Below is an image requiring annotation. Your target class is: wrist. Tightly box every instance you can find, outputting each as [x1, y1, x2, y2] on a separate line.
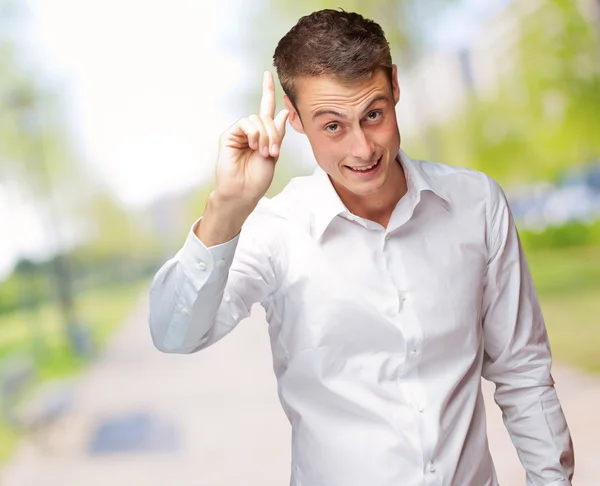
[210, 189, 261, 212]
[194, 191, 256, 247]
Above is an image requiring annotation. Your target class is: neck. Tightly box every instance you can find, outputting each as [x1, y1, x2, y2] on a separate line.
[333, 157, 407, 228]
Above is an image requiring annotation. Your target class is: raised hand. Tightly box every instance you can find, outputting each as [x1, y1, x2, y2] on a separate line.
[215, 71, 290, 205]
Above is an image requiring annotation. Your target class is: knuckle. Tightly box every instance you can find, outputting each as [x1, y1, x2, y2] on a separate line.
[257, 126, 268, 139]
[235, 117, 248, 129]
[244, 125, 258, 137]
[261, 114, 275, 126]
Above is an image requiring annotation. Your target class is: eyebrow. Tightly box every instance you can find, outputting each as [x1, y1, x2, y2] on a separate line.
[312, 95, 389, 121]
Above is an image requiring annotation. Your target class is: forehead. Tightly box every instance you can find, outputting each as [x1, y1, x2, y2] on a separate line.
[294, 70, 391, 111]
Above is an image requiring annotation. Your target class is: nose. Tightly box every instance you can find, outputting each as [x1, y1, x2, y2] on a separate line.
[350, 127, 376, 161]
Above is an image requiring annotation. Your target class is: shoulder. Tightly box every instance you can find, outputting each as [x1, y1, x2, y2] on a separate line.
[415, 158, 506, 206]
[420, 159, 492, 190]
[255, 173, 315, 221]
[242, 173, 315, 238]
[414, 158, 513, 260]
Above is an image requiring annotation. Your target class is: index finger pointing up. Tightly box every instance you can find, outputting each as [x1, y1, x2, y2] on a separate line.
[260, 71, 276, 119]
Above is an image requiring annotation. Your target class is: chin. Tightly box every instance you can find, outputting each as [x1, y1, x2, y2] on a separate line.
[351, 183, 386, 197]
[344, 175, 387, 195]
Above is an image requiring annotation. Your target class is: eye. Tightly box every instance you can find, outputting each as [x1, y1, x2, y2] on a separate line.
[366, 110, 382, 121]
[324, 123, 340, 133]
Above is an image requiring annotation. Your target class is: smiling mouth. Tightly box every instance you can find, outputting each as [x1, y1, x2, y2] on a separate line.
[345, 156, 382, 173]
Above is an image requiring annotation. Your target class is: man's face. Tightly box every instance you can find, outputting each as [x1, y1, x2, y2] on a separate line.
[284, 66, 401, 200]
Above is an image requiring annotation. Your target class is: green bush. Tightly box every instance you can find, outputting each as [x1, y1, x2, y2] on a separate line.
[520, 219, 600, 251]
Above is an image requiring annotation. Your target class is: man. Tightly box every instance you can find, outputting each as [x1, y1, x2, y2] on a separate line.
[148, 9, 574, 486]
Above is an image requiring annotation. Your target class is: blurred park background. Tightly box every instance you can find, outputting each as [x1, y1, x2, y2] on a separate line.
[0, 0, 599, 483]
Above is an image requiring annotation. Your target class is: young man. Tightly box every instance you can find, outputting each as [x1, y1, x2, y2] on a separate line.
[148, 9, 574, 486]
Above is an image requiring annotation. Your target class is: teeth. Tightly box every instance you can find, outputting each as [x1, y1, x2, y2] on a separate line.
[351, 161, 378, 171]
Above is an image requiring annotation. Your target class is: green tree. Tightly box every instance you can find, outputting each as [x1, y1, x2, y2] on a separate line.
[421, 0, 600, 183]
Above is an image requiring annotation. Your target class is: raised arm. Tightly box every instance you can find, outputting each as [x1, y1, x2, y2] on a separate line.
[148, 72, 289, 354]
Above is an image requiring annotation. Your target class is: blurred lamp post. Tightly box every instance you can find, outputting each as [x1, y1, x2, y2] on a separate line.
[6, 87, 93, 359]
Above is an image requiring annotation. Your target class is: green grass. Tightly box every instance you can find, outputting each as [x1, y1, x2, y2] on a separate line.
[540, 288, 600, 374]
[526, 245, 600, 296]
[0, 278, 150, 464]
[526, 245, 600, 374]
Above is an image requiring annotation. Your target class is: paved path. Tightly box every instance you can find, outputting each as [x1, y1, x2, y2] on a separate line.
[1, 297, 598, 485]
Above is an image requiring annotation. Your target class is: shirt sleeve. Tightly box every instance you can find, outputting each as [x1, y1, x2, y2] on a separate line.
[148, 202, 280, 354]
[480, 175, 575, 486]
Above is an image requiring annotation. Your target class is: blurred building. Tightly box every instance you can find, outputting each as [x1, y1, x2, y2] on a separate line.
[398, 49, 473, 138]
[399, 0, 600, 137]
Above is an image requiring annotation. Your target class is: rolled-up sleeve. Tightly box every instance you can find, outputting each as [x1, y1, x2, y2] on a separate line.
[481, 176, 574, 486]
[148, 203, 279, 354]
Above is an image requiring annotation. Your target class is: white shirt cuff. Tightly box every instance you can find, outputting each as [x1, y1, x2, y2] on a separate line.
[177, 218, 239, 288]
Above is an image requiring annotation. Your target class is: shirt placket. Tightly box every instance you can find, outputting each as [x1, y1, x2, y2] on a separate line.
[385, 200, 444, 486]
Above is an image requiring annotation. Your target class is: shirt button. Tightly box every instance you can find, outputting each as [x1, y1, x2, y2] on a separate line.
[180, 308, 190, 316]
[409, 349, 418, 357]
[417, 405, 424, 413]
[427, 462, 436, 473]
[385, 233, 391, 241]
[197, 261, 207, 271]
[216, 258, 226, 267]
[399, 292, 408, 302]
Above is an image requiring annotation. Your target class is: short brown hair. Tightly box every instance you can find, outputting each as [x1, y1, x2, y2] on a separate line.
[273, 9, 393, 110]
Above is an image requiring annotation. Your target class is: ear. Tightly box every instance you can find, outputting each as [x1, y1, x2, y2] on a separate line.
[283, 95, 305, 134]
[391, 64, 401, 105]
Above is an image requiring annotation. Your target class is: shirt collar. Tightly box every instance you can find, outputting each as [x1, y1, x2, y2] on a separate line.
[310, 163, 349, 239]
[308, 149, 450, 240]
[399, 149, 451, 208]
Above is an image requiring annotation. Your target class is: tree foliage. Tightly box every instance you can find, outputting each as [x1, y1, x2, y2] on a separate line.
[412, 0, 600, 184]
[0, 1, 163, 284]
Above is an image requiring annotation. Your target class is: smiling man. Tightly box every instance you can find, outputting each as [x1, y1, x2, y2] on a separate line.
[148, 9, 574, 486]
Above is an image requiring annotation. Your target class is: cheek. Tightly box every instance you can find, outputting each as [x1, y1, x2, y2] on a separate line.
[307, 133, 346, 166]
[375, 118, 400, 143]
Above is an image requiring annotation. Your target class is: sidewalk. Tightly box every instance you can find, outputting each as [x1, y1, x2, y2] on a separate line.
[0, 298, 597, 485]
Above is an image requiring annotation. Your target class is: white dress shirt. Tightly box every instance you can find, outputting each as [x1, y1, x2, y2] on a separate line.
[148, 150, 574, 486]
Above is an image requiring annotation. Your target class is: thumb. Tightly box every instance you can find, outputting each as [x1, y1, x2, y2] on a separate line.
[274, 109, 290, 137]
